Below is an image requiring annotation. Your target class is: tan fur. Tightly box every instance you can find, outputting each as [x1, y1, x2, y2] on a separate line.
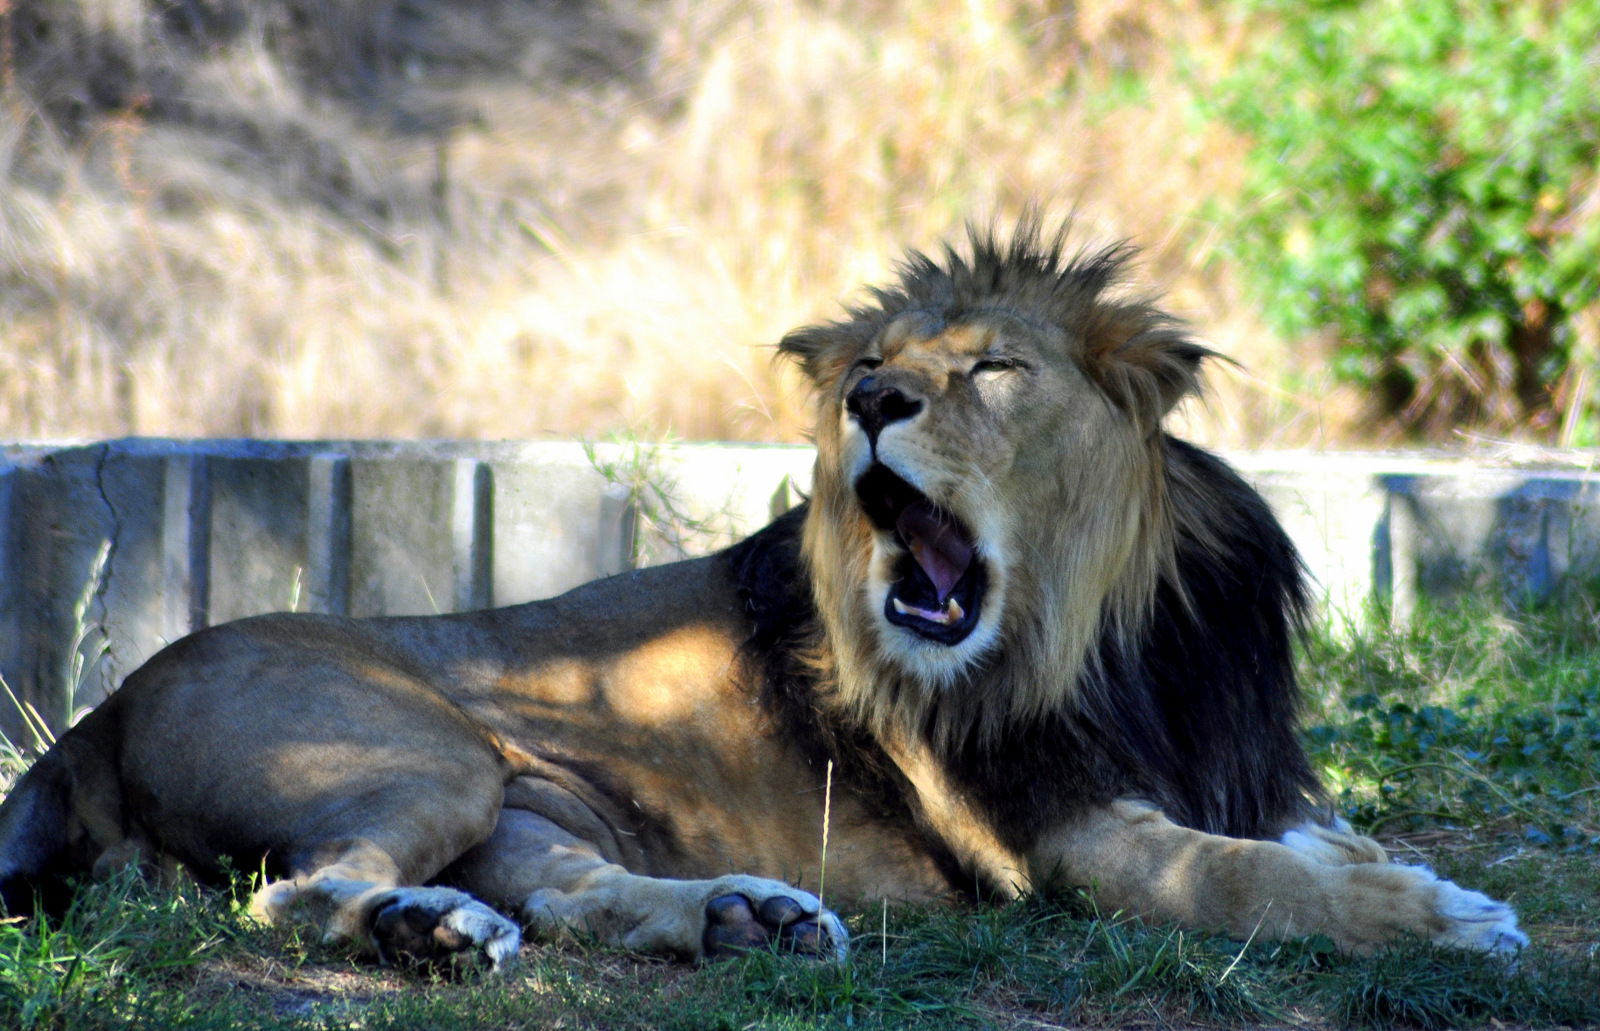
[0, 223, 1523, 967]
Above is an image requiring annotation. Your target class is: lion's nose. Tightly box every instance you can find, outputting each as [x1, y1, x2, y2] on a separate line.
[846, 376, 923, 446]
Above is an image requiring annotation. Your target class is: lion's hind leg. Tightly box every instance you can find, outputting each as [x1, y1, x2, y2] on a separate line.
[110, 627, 527, 970]
[223, 719, 523, 970]
[443, 804, 848, 962]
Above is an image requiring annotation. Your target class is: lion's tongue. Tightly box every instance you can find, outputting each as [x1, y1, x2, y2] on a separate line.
[896, 504, 972, 602]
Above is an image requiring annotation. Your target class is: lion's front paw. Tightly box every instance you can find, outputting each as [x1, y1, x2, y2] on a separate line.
[1345, 863, 1526, 955]
[704, 888, 847, 960]
[1426, 873, 1527, 954]
[370, 886, 521, 971]
[693, 875, 848, 961]
[521, 870, 847, 962]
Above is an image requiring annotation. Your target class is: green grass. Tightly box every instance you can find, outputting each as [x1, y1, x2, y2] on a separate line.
[1302, 597, 1600, 851]
[5, 882, 1596, 1031]
[4, 601, 1600, 1030]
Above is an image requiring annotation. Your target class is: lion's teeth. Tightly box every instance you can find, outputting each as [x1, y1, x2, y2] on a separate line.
[892, 595, 965, 626]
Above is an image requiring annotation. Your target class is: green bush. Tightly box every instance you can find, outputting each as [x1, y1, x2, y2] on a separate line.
[1197, 0, 1600, 440]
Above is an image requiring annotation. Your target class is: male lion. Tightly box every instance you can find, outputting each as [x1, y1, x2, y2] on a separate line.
[0, 222, 1524, 967]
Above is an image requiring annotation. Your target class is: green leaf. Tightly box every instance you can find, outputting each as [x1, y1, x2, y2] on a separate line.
[1190, 0, 1600, 435]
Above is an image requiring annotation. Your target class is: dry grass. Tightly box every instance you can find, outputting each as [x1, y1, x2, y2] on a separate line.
[1, 0, 1357, 446]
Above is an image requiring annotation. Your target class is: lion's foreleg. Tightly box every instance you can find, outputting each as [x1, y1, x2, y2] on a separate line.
[443, 806, 847, 961]
[1029, 800, 1524, 954]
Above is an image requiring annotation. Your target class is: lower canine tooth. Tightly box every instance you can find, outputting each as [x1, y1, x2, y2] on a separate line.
[944, 596, 964, 622]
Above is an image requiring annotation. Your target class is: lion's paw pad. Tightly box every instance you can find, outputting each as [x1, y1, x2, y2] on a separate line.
[370, 887, 520, 971]
[703, 891, 846, 961]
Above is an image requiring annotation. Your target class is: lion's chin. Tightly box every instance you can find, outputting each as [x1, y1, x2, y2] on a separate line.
[854, 463, 986, 647]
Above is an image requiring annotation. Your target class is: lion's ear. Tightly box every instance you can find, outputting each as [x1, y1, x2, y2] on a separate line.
[779, 321, 875, 387]
[1082, 302, 1215, 427]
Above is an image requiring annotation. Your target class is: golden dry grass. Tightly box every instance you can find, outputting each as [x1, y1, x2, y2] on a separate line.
[0, 0, 1358, 446]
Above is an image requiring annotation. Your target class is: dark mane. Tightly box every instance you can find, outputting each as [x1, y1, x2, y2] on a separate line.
[724, 506, 981, 894]
[877, 218, 1132, 329]
[931, 440, 1323, 848]
[723, 504, 838, 770]
[725, 506, 910, 805]
[750, 217, 1321, 860]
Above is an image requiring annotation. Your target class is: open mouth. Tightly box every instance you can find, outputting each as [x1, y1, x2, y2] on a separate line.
[854, 464, 986, 645]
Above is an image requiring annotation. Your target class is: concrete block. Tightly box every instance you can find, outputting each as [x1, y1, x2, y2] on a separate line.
[348, 456, 458, 617]
[452, 459, 493, 612]
[1235, 455, 1390, 619]
[1234, 453, 1600, 619]
[205, 454, 312, 623]
[11, 445, 124, 724]
[4, 438, 1599, 741]
[636, 444, 815, 565]
[1385, 473, 1502, 605]
[305, 454, 353, 616]
[0, 459, 26, 746]
[163, 453, 211, 637]
[1548, 473, 1600, 591]
[1382, 469, 1600, 612]
[488, 443, 629, 606]
[94, 447, 200, 707]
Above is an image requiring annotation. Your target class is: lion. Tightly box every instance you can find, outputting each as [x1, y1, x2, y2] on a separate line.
[0, 220, 1524, 968]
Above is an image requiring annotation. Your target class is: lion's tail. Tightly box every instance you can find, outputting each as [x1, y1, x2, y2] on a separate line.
[0, 746, 76, 913]
[0, 708, 124, 914]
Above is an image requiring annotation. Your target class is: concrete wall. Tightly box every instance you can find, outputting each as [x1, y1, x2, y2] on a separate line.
[1235, 452, 1600, 619]
[3, 439, 1598, 743]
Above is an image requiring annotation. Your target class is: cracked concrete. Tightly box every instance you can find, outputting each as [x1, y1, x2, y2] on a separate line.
[88, 443, 122, 686]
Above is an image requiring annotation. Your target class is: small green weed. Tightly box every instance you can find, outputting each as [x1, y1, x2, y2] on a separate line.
[582, 433, 738, 567]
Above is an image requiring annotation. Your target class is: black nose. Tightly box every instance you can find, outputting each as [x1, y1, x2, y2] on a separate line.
[846, 376, 923, 445]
